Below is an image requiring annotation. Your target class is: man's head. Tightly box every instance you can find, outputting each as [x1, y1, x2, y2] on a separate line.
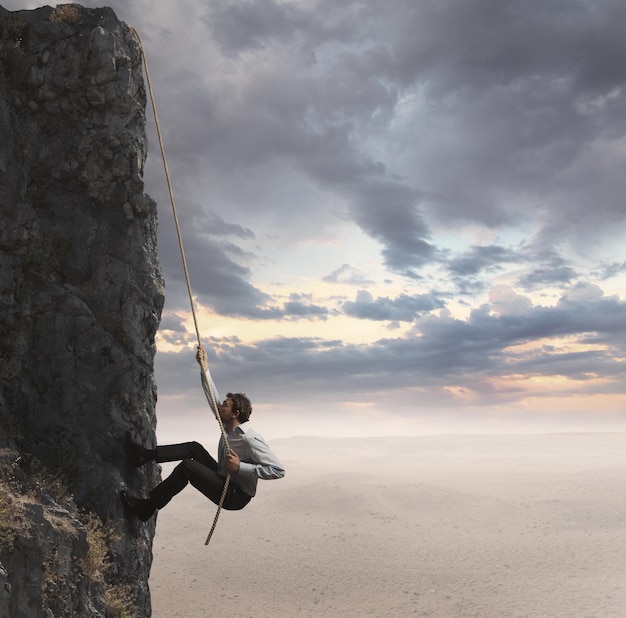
[226, 392, 252, 423]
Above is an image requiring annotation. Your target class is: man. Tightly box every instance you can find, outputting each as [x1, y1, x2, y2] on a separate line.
[120, 345, 285, 521]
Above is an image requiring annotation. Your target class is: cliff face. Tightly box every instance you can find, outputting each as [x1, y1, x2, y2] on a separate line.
[0, 4, 163, 616]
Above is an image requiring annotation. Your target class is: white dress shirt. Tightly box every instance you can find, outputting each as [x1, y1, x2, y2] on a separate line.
[218, 425, 285, 496]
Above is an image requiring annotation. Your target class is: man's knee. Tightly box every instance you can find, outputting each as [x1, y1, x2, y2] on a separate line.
[186, 442, 216, 469]
[181, 458, 207, 481]
[166, 459, 193, 482]
[180, 458, 194, 471]
[188, 442, 204, 458]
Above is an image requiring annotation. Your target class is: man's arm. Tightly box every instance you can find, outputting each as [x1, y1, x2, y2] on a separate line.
[196, 344, 220, 413]
[238, 434, 285, 480]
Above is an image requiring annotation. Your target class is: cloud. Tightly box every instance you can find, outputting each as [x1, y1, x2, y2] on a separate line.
[349, 179, 436, 275]
[376, 0, 626, 240]
[488, 285, 532, 316]
[7, 0, 626, 428]
[447, 245, 519, 277]
[342, 290, 444, 322]
[283, 293, 329, 319]
[595, 260, 626, 282]
[207, 0, 309, 56]
[159, 313, 188, 333]
[199, 212, 255, 240]
[165, 234, 271, 316]
[130, 0, 626, 293]
[323, 264, 374, 286]
[156, 281, 626, 409]
[518, 265, 578, 290]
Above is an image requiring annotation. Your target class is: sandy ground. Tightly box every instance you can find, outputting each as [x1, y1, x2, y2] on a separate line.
[150, 433, 626, 617]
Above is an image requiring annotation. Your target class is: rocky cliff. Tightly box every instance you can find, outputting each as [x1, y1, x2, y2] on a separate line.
[0, 4, 163, 616]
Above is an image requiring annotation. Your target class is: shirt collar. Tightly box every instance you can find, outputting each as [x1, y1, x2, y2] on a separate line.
[228, 424, 246, 436]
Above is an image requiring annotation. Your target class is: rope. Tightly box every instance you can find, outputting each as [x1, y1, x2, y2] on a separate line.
[130, 26, 230, 546]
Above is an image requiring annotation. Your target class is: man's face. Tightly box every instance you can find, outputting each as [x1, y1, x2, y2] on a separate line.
[219, 397, 236, 422]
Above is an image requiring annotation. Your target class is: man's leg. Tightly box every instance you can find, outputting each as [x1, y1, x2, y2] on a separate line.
[125, 437, 217, 469]
[150, 459, 251, 511]
[155, 442, 217, 470]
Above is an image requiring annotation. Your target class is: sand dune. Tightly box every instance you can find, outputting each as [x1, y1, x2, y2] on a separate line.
[150, 433, 626, 617]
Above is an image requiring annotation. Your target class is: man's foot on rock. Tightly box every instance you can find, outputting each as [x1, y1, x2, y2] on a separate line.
[124, 433, 152, 468]
[120, 489, 155, 522]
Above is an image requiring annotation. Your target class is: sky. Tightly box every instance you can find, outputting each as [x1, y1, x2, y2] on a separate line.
[6, 0, 626, 438]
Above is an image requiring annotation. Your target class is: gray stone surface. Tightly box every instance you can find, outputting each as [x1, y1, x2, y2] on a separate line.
[0, 4, 164, 616]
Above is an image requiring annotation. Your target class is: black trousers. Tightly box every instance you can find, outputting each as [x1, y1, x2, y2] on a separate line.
[149, 441, 251, 511]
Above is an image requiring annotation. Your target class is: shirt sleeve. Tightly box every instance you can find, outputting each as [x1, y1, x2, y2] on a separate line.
[200, 366, 220, 417]
[238, 434, 285, 480]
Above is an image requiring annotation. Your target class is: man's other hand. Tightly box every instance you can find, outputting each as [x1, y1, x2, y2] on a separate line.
[226, 451, 240, 473]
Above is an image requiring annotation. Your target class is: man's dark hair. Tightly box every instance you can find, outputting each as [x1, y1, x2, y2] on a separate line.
[227, 392, 252, 423]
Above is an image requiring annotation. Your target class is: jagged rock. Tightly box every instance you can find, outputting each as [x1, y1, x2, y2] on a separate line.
[0, 4, 164, 616]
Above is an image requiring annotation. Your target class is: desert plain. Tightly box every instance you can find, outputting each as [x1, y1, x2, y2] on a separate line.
[150, 433, 625, 617]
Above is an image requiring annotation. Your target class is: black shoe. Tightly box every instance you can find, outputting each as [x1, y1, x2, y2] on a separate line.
[125, 432, 152, 468]
[120, 489, 155, 522]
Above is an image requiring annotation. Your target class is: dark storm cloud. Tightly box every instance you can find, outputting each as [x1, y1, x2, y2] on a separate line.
[139, 0, 439, 279]
[207, 0, 309, 56]
[207, 0, 375, 59]
[387, 0, 626, 237]
[120, 0, 625, 297]
[196, 0, 626, 280]
[7, 0, 626, 290]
